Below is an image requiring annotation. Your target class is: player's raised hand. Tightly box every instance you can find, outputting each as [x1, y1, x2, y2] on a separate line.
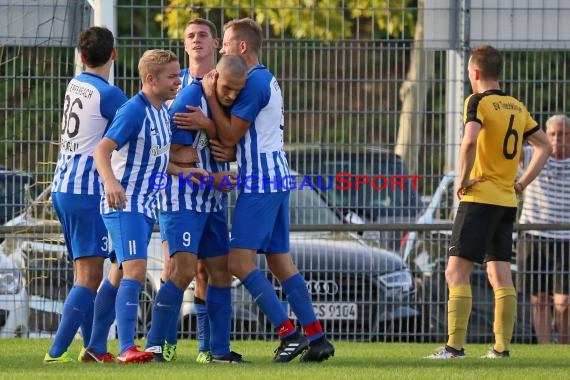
[201, 69, 218, 98]
[173, 106, 209, 131]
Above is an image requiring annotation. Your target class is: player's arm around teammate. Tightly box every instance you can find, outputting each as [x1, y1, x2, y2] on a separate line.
[144, 55, 246, 363]
[197, 18, 335, 363]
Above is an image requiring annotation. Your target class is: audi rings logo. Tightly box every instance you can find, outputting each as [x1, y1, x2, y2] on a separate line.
[306, 280, 339, 295]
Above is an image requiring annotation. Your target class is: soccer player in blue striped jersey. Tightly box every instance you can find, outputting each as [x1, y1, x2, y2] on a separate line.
[145, 54, 248, 364]
[44, 26, 127, 365]
[93, 49, 193, 364]
[197, 18, 334, 363]
[156, 18, 230, 363]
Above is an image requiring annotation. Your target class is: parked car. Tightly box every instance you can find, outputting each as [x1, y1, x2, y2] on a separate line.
[227, 182, 419, 341]
[0, 251, 28, 337]
[400, 171, 457, 274]
[0, 167, 36, 226]
[285, 145, 422, 251]
[1, 175, 419, 341]
[400, 171, 534, 343]
[1, 188, 163, 337]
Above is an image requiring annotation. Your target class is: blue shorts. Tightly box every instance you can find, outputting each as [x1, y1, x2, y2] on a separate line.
[231, 192, 290, 253]
[102, 211, 154, 266]
[159, 220, 167, 242]
[51, 192, 110, 261]
[159, 209, 229, 259]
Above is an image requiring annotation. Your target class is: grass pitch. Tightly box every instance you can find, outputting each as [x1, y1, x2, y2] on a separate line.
[1, 339, 569, 380]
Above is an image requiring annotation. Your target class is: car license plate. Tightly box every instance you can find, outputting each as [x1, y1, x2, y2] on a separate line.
[288, 302, 358, 320]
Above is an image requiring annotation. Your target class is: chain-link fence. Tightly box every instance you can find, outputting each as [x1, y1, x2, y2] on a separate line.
[1, 1, 569, 344]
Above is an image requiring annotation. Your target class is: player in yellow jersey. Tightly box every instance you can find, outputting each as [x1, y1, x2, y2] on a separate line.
[426, 45, 552, 359]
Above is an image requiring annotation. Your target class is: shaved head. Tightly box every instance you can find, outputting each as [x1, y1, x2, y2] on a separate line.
[216, 54, 248, 80]
[214, 54, 248, 107]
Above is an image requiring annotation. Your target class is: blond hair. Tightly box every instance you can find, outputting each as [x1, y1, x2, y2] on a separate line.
[138, 49, 178, 82]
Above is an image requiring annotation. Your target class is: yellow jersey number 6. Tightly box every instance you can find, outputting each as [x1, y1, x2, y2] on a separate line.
[503, 114, 518, 160]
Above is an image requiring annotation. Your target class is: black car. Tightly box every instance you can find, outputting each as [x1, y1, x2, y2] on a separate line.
[227, 183, 419, 341]
[0, 167, 35, 225]
[285, 145, 422, 251]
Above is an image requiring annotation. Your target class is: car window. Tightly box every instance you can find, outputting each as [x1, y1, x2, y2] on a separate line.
[289, 187, 341, 225]
[436, 183, 456, 221]
[227, 186, 342, 226]
[25, 188, 58, 223]
[287, 150, 419, 219]
[0, 172, 35, 224]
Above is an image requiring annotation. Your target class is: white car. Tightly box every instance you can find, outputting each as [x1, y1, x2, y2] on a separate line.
[1, 188, 180, 337]
[400, 171, 456, 274]
[0, 250, 28, 337]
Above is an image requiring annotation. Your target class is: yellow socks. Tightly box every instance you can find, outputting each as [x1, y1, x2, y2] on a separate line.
[447, 285, 472, 351]
[446, 285, 516, 353]
[493, 287, 517, 353]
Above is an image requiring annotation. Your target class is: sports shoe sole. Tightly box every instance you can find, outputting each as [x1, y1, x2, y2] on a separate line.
[300, 346, 335, 362]
[273, 341, 310, 363]
[117, 353, 153, 364]
[81, 349, 115, 364]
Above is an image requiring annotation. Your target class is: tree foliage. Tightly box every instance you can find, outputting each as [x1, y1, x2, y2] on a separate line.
[157, 0, 416, 40]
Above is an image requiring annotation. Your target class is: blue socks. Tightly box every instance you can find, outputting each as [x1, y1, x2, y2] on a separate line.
[115, 278, 142, 354]
[194, 298, 210, 352]
[146, 280, 184, 348]
[206, 285, 231, 357]
[243, 269, 289, 328]
[48, 285, 95, 357]
[80, 298, 94, 347]
[163, 278, 180, 345]
[88, 278, 118, 354]
[282, 273, 324, 341]
[165, 302, 181, 345]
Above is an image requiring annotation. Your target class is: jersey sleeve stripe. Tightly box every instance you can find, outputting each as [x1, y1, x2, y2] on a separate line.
[523, 125, 540, 139]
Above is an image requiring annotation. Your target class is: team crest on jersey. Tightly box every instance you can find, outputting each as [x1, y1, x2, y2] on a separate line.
[150, 144, 169, 156]
[194, 131, 209, 150]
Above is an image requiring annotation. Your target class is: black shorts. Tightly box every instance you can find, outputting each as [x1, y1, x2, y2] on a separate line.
[516, 233, 570, 296]
[449, 202, 517, 264]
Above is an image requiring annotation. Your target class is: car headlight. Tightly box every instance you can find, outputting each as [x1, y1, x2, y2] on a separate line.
[0, 269, 22, 294]
[378, 269, 413, 293]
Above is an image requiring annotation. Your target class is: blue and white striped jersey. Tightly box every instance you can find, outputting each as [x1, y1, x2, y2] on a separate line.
[230, 64, 291, 193]
[52, 72, 127, 195]
[101, 91, 171, 219]
[159, 80, 228, 213]
[179, 68, 194, 90]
